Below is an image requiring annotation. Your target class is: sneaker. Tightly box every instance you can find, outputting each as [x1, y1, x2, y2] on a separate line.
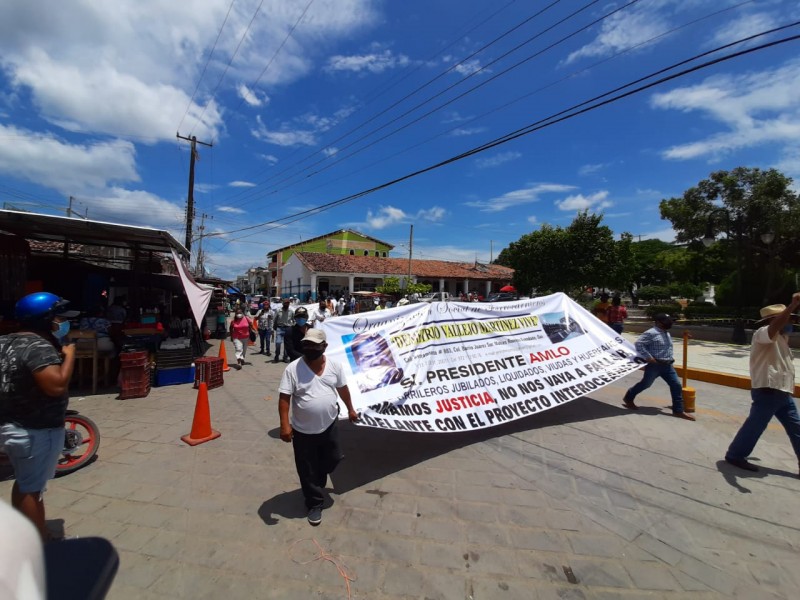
[622, 400, 638, 410]
[284, 357, 291, 363]
[307, 507, 322, 526]
[266, 352, 271, 356]
[725, 457, 759, 472]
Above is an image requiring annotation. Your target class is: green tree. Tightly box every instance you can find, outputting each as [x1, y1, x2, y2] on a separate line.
[376, 276, 430, 296]
[660, 167, 799, 305]
[497, 211, 623, 297]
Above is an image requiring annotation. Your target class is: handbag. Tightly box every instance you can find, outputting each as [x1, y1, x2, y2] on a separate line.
[249, 328, 257, 343]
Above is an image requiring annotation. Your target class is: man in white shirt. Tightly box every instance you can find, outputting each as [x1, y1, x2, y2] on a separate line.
[725, 293, 800, 476]
[278, 329, 359, 525]
[312, 300, 331, 327]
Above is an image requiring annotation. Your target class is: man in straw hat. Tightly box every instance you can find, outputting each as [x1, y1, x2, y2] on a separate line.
[278, 329, 359, 525]
[725, 293, 800, 476]
[623, 313, 696, 420]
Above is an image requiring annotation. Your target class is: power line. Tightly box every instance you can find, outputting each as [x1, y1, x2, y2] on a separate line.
[220, 0, 579, 205]
[204, 30, 800, 239]
[224, 0, 629, 208]
[177, 0, 238, 134]
[189, 0, 265, 137]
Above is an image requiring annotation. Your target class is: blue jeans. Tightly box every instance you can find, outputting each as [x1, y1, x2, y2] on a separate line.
[726, 388, 800, 461]
[258, 329, 271, 354]
[624, 362, 684, 413]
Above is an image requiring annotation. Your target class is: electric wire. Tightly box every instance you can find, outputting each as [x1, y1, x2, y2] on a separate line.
[203, 31, 800, 239]
[177, 0, 238, 134]
[221, 0, 577, 204]
[188, 0, 266, 137]
[224, 0, 630, 207]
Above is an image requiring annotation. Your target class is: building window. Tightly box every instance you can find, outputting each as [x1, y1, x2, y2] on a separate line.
[363, 250, 368, 256]
[382, 252, 387, 257]
[374, 251, 379, 257]
[349, 250, 354, 256]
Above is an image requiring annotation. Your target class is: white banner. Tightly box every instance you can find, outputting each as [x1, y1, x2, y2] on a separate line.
[319, 292, 645, 433]
[171, 249, 212, 330]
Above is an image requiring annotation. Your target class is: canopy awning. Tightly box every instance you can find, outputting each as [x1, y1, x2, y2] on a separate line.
[0, 210, 189, 259]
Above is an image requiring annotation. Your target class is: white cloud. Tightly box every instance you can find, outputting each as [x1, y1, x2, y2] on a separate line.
[527, 215, 538, 225]
[229, 181, 256, 188]
[475, 151, 521, 169]
[0, 124, 138, 193]
[453, 59, 483, 76]
[466, 183, 575, 212]
[652, 59, 800, 161]
[325, 49, 410, 74]
[707, 12, 779, 49]
[565, 5, 666, 65]
[194, 183, 219, 194]
[238, 84, 268, 107]
[252, 115, 317, 147]
[366, 206, 406, 229]
[363, 205, 446, 229]
[78, 187, 185, 231]
[449, 127, 486, 137]
[322, 147, 338, 157]
[218, 206, 245, 214]
[555, 190, 612, 212]
[259, 154, 279, 164]
[639, 227, 676, 243]
[578, 162, 609, 176]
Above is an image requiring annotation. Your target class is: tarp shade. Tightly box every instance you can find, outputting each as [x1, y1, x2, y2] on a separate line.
[171, 249, 212, 330]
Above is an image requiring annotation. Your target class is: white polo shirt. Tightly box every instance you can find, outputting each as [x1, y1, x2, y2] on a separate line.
[750, 326, 796, 393]
[279, 357, 348, 434]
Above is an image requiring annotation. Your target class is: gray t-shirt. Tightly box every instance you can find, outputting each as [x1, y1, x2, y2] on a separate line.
[279, 358, 347, 434]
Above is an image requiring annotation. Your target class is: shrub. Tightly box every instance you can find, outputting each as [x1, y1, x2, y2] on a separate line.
[636, 285, 671, 302]
[644, 302, 682, 318]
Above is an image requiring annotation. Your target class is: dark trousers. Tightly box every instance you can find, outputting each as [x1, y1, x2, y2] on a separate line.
[291, 420, 343, 509]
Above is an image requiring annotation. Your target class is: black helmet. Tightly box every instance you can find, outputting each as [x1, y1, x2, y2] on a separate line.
[294, 307, 308, 318]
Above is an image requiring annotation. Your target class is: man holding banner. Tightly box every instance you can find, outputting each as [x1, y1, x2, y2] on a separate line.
[278, 329, 359, 525]
[623, 313, 696, 421]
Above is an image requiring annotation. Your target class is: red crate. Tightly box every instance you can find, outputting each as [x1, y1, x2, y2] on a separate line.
[120, 350, 148, 367]
[195, 357, 224, 389]
[120, 365, 150, 387]
[119, 382, 150, 400]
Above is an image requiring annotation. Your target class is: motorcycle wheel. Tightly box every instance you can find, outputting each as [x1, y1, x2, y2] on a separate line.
[56, 414, 100, 476]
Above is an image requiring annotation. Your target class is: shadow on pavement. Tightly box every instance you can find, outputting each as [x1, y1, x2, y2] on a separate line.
[257, 489, 309, 525]
[328, 396, 628, 495]
[715, 459, 798, 494]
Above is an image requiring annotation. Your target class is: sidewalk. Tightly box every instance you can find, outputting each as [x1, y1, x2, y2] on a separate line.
[2, 339, 798, 599]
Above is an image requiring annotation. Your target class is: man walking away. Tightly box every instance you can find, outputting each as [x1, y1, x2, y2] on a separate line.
[725, 293, 800, 476]
[623, 313, 695, 421]
[278, 329, 359, 525]
[272, 299, 294, 363]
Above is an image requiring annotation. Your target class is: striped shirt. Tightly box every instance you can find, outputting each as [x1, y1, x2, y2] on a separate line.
[634, 326, 674, 362]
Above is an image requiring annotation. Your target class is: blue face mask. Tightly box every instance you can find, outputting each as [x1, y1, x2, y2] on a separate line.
[295, 318, 307, 326]
[52, 320, 70, 340]
[782, 324, 794, 335]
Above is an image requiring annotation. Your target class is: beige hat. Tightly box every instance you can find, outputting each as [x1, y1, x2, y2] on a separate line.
[301, 329, 326, 344]
[758, 304, 799, 321]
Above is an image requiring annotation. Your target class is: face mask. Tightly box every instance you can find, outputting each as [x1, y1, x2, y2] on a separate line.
[52, 320, 70, 340]
[235, 313, 243, 319]
[295, 318, 307, 326]
[303, 348, 324, 361]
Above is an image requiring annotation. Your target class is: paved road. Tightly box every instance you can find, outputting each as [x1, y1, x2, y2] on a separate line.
[2, 339, 798, 599]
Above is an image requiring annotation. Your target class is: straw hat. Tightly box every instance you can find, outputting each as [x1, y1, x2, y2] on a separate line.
[757, 304, 799, 322]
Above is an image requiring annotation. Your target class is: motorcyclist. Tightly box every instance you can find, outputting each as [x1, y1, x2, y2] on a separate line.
[0, 292, 78, 541]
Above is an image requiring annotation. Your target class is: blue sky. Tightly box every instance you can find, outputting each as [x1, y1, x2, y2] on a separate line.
[1, 0, 798, 279]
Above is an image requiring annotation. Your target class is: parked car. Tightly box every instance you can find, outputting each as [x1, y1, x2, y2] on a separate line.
[249, 295, 265, 315]
[419, 292, 453, 302]
[485, 292, 517, 302]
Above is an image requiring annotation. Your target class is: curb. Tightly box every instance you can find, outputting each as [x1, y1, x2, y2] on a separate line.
[675, 366, 800, 397]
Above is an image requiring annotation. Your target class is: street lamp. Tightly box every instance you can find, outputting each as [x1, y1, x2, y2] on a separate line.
[701, 208, 747, 345]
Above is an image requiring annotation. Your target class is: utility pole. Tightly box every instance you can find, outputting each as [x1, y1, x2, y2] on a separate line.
[67, 196, 74, 218]
[176, 133, 213, 252]
[490, 240, 493, 263]
[196, 213, 210, 276]
[407, 224, 413, 289]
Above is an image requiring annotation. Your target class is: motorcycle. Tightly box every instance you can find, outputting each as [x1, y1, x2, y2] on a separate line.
[0, 410, 100, 476]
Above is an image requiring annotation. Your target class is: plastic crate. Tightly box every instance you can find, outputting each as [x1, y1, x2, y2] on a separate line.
[194, 357, 224, 390]
[119, 350, 148, 367]
[120, 365, 150, 387]
[156, 348, 194, 369]
[119, 382, 150, 400]
[156, 366, 195, 387]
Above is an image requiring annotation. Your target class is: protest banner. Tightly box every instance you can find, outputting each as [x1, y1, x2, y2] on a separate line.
[319, 292, 645, 433]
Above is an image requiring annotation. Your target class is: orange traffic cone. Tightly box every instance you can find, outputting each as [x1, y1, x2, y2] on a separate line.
[181, 382, 221, 446]
[218, 340, 231, 372]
